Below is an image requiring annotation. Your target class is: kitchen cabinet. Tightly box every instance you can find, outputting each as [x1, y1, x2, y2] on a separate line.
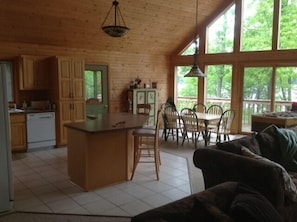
[49, 56, 86, 146]
[18, 55, 49, 90]
[10, 114, 27, 152]
[128, 88, 158, 125]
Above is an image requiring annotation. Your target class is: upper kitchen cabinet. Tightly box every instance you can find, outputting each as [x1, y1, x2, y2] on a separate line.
[18, 55, 49, 90]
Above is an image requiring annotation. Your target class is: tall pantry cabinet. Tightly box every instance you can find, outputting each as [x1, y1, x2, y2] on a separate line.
[128, 88, 158, 125]
[49, 57, 86, 147]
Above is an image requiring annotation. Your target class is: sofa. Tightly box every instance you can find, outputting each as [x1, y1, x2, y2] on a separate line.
[131, 124, 297, 222]
[194, 124, 297, 222]
[131, 181, 282, 222]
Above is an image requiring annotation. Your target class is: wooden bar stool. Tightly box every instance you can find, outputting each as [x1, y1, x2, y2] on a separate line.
[131, 110, 162, 180]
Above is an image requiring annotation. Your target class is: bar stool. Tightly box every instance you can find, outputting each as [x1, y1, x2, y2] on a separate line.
[131, 110, 162, 180]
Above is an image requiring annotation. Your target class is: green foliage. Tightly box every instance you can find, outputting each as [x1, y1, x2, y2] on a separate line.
[280, 0, 297, 49]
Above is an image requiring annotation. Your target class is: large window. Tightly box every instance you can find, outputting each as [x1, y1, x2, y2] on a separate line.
[241, 0, 274, 51]
[176, 0, 297, 134]
[206, 5, 235, 54]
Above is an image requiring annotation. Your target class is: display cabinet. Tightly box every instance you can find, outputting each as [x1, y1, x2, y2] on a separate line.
[128, 88, 158, 125]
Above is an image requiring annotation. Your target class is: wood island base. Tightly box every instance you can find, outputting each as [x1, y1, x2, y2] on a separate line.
[65, 113, 147, 191]
[67, 128, 134, 191]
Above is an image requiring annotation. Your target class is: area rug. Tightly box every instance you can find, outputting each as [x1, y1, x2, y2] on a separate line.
[0, 211, 131, 222]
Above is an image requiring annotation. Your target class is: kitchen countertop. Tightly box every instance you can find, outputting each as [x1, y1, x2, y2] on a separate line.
[9, 109, 55, 114]
[65, 112, 148, 133]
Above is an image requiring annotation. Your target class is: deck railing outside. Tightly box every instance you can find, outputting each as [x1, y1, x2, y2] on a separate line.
[177, 97, 293, 132]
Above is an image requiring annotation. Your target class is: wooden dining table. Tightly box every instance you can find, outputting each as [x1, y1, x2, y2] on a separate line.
[195, 112, 222, 146]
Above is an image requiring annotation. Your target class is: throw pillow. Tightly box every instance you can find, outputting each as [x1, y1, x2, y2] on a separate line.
[275, 127, 297, 172]
[241, 146, 297, 202]
[229, 183, 282, 222]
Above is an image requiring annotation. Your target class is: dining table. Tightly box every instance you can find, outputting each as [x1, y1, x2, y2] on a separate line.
[195, 112, 222, 146]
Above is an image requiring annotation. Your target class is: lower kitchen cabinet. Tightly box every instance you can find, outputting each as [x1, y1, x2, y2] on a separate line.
[56, 101, 86, 146]
[10, 114, 27, 152]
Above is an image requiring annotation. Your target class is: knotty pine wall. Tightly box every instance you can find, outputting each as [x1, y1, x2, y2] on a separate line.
[1, 41, 171, 112]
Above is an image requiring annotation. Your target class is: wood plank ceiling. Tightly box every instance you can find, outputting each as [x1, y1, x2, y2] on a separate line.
[0, 0, 232, 55]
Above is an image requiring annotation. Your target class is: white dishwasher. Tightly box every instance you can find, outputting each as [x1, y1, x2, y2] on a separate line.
[26, 112, 56, 150]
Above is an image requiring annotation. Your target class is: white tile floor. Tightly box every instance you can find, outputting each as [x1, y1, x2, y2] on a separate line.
[11, 147, 191, 217]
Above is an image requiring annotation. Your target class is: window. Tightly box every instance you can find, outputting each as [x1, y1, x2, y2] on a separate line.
[206, 5, 235, 54]
[275, 66, 297, 111]
[206, 65, 232, 110]
[84, 70, 102, 102]
[176, 66, 198, 110]
[279, 0, 297, 49]
[181, 38, 199, 55]
[242, 67, 273, 131]
[241, 0, 274, 51]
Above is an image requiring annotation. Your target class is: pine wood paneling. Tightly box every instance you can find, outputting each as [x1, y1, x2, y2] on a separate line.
[0, 0, 229, 55]
[0, 41, 169, 112]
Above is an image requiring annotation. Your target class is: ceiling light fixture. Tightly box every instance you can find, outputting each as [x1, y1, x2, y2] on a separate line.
[101, 0, 129, 37]
[184, 0, 206, 77]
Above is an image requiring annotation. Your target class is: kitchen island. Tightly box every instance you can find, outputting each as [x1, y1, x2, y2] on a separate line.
[64, 112, 148, 191]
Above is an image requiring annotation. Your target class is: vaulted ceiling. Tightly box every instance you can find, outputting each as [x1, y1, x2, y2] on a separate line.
[0, 0, 232, 55]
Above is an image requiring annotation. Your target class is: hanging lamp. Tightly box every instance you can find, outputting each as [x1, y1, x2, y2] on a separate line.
[184, 0, 206, 77]
[101, 0, 129, 37]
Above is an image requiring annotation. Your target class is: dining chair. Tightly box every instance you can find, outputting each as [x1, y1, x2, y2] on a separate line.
[206, 104, 223, 115]
[86, 98, 100, 105]
[131, 109, 162, 180]
[209, 109, 235, 142]
[163, 106, 182, 144]
[180, 108, 205, 149]
[86, 98, 101, 119]
[193, 103, 207, 113]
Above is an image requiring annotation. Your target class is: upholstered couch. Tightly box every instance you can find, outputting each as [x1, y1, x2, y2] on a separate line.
[194, 124, 297, 222]
[131, 181, 282, 222]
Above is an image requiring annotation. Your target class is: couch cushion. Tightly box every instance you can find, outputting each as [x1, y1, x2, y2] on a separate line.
[217, 134, 261, 155]
[229, 183, 282, 222]
[192, 199, 234, 222]
[241, 146, 297, 202]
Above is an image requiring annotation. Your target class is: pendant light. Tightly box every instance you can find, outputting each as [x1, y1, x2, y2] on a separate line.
[101, 0, 129, 37]
[184, 0, 206, 77]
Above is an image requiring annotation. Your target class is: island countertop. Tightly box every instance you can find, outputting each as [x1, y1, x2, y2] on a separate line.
[64, 112, 148, 133]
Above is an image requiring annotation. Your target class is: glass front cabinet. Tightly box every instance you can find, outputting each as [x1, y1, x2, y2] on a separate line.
[128, 89, 158, 125]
